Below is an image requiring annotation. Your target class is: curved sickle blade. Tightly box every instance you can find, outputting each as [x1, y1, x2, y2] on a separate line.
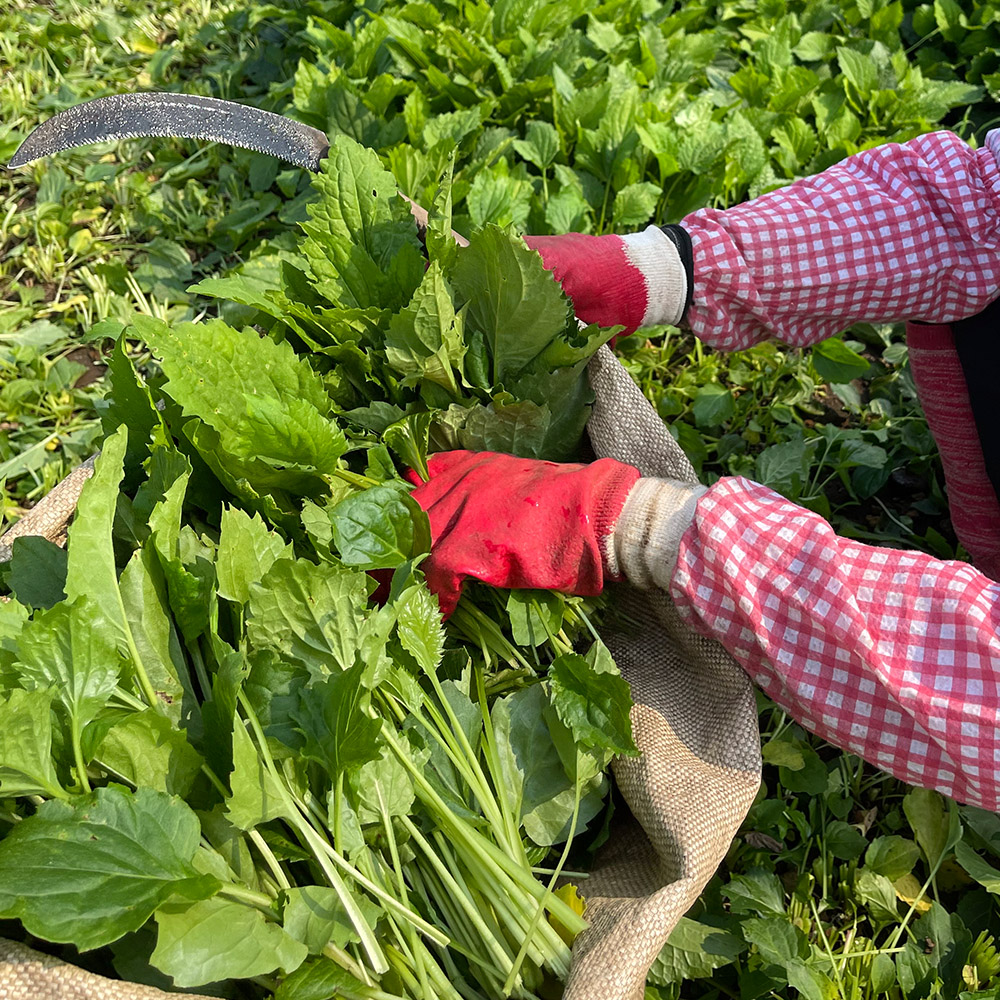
[8, 92, 330, 171]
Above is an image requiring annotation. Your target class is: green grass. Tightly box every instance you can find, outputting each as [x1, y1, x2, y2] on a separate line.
[2, 0, 1000, 997]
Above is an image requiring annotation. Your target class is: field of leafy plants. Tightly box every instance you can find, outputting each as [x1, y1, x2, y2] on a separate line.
[4, 0, 1000, 998]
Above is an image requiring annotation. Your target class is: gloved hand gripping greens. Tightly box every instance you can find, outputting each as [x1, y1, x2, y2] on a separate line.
[410, 451, 708, 615]
[524, 225, 693, 332]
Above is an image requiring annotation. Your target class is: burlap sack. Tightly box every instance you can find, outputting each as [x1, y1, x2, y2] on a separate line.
[0, 345, 761, 999]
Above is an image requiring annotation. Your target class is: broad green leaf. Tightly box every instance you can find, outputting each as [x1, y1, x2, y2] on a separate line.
[838, 46, 878, 95]
[787, 960, 837, 1000]
[755, 438, 810, 496]
[812, 336, 870, 383]
[274, 957, 373, 1000]
[512, 120, 559, 170]
[139, 315, 345, 495]
[351, 743, 423, 826]
[467, 161, 532, 229]
[741, 915, 805, 965]
[825, 820, 867, 860]
[152, 896, 307, 986]
[492, 684, 607, 846]
[692, 384, 735, 428]
[247, 558, 371, 678]
[16, 597, 122, 731]
[0, 785, 218, 950]
[94, 710, 203, 798]
[118, 545, 190, 720]
[612, 182, 660, 228]
[549, 651, 637, 758]
[725, 869, 785, 915]
[216, 506, 292, 605]
[225, 721, 290, 830]
[866, 835, 921, 881]
[385, 261, 466, 395]
[904, 787, 962, 867]
[102, 336, 166, 471]
[292, 663, 382, 781]
[452, 225, 571, 385]
[911, 901, 972, 994]
[955, 841, 1000, 894]
[854, 868, 900, 924]
[8, 535, 67, 608]
[779, 744, 828, 794]
[456, 398, 552, 458]
[282, 886, 382, 954]
[330, 483, 431, 570]
[299, 137, 422, 310]
[0, 688, 65, 798]
[647, 916, 744, 985]
[506, 589, 564, 648]
[64, 427, 145, 669]
[760, 738, 805, 769]
[870, 951, 896, 993]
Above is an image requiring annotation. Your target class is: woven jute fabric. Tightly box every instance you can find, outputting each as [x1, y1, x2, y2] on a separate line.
[0, 940, 216, 1000]
[0, 455, 96, 561]
[0, 347, 761, 998]
[560, 347, 761, 1000]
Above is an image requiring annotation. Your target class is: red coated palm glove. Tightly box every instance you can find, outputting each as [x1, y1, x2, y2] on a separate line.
[409, 451, 641, 617]
[523, 226, 693, 333]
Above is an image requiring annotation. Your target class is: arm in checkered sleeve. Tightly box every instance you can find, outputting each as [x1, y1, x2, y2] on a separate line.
[611, 474, 1000, 812]
[527, 130, 1000, 347]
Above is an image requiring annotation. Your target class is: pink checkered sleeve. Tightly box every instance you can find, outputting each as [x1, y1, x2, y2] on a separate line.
[683, 130, 1000, 350]
[671, 477, 1000, 811]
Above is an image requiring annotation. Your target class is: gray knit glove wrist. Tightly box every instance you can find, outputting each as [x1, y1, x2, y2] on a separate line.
[604, 477, 708, 591]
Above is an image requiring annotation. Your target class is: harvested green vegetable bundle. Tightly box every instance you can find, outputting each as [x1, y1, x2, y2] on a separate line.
[0, 136, 635, 1000]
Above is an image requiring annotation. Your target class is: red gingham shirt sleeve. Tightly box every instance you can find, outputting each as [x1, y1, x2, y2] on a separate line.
[670, 477, 1000, 811]
[683, 130, 1000, 349]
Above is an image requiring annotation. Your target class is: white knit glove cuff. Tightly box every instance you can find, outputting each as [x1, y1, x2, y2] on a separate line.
[604, 477, 708, 590]
[620, 226, 688, 328]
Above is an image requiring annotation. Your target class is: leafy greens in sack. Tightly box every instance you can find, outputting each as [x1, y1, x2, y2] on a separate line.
[0, 134, 636, 1000]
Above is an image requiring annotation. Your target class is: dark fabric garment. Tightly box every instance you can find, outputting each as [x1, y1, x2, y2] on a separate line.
[953, 298, 1000, 501]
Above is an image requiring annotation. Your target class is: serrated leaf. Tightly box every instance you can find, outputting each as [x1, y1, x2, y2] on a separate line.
[647, 917, 745, 985]
[138, 315, 345, 496]
[548, 651, 636, 758]
[0, 785, 218, 950]
[725, 869, 786, 915]
[385, 261, 466, 395]
[452, 225, 571, 385]
[838, 46, 878, 95]
[247, 558, 371, 678]
[513, 120, 559, 170]
[396, 583, 445, 672]
[216, 506, 292, 605]
[292, 663, 382, 780]
[612, 182, 660, 228]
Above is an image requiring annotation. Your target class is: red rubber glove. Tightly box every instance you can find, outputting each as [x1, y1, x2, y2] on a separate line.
[409, 451, 641, 617]
[523, 226, 692, 332]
